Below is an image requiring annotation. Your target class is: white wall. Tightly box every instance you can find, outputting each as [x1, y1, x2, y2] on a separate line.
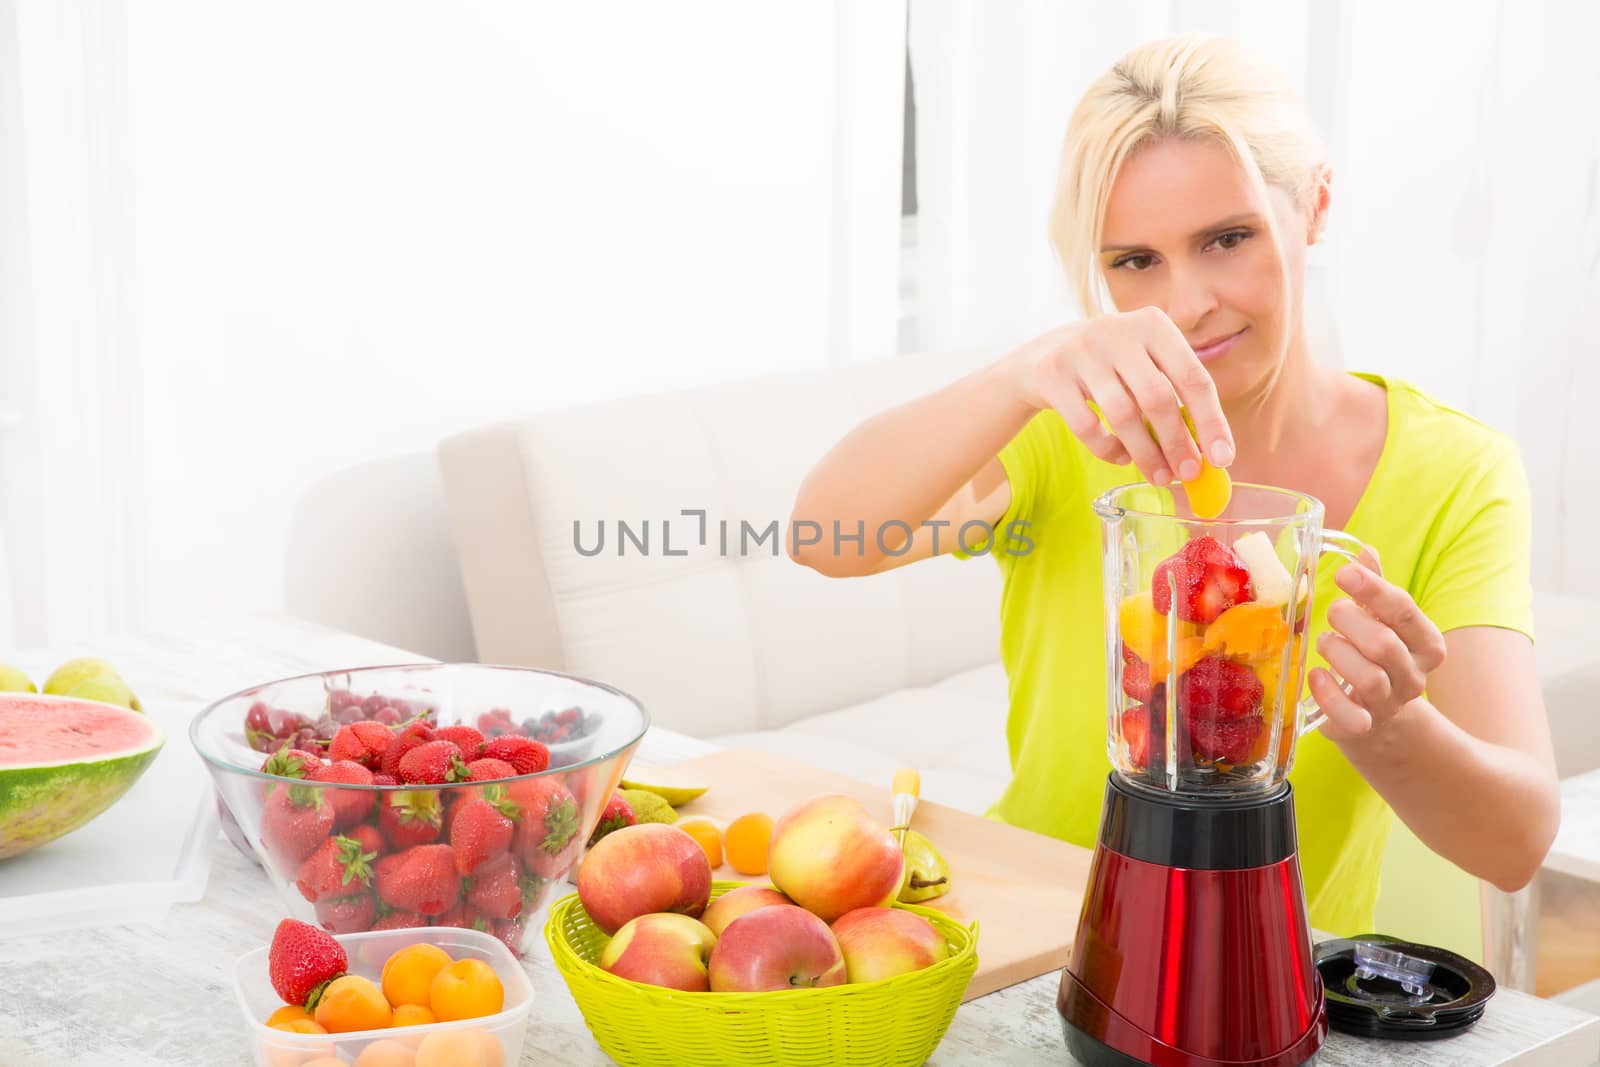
[3, 1, 905, 651]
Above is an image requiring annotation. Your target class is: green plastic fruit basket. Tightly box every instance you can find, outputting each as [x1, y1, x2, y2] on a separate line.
[545, 881, 980, 1067]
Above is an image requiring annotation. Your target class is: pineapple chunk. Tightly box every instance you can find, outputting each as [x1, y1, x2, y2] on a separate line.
[1233, 531, 1294, 607]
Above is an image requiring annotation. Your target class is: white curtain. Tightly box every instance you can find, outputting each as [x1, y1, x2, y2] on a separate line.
[1, 0, 145, 648]
[1, 1, 907, 647]
[907, 0, 1600, 598]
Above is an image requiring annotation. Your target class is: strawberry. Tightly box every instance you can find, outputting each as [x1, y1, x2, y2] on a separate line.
[260, 747, 322, 779]
[1177, 658, 1264, 721]
[587, 791, 636, 848]
[398, 740, 470, 785]
[466, 757, 519, 782]
[261, 783, 335, 874]
[509, 775, 582, 878]
[477, 708, 516, 738]
[432, 725, 485, 761]
[315, 890, 376, 934]
[345, 823, 385, 858]
[1121, 655, 1153, 703]
[372, 773, 400, 787]
[370, 908, 427, 931]
[379, 722, 436, 778]
[1152, 535, 1254, 624]
[327, 720, 393, 770]
[1188, 713, 1263, 764]
[268, 918, 346, 1010]
[482, 735, 550, 776]
[1121, 706, 1153, 769]
[433, 902, 492, 932]
[296, 834, 378, 903]
[374, 843, 462, 916]
[450, 793, 520, 874]
[465, 853, 532, 920]
[378, 789, 443, 849]
[492, 919, 524, 955]
[308, 759, 376, 828]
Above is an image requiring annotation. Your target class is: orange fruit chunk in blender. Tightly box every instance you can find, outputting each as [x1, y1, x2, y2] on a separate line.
[1202, 602, 1290, 663]
[1119, 593, 1205, 674]
[1183, 458, 1232, 519]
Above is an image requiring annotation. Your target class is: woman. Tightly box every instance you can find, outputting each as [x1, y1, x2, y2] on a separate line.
[789, 33, 1558, 936]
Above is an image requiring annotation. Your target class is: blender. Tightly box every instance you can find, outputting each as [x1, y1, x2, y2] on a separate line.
[1058, 483, 1363, 1067]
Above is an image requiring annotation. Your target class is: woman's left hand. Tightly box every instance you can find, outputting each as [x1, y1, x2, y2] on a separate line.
[1307, 555, 1448, 742]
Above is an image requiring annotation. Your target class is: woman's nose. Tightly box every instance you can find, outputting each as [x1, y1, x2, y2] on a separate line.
[1163, 262, 1219, 333]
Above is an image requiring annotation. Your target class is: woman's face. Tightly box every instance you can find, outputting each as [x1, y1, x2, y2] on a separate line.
[1098, 137, 1323, 401]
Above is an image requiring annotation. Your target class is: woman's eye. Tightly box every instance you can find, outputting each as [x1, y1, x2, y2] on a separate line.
[1112, 254, 1155, 271]
[1211, 229, 1253, 251]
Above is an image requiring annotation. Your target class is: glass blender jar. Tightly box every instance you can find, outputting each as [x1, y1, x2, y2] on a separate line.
[1096, 481, 1363, 798]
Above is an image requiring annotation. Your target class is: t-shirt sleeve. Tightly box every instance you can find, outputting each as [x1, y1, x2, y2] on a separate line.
[1413, 438, 1536, 640]
[951, 410, 1064, 561]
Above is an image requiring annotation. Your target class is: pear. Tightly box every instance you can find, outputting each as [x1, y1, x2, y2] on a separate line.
[0, 664, 37, 694]
[897, 829, 952, 903]
[619, 789, 677, 825]
[617, 776, 708, 807]
[44, 657, 143, 712]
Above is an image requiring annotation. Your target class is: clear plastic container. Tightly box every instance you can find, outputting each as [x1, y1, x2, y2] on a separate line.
[233, 926, 534, 1067]
[1096, 483, 1366, 796]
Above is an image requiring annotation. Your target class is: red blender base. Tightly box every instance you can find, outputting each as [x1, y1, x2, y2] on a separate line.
[1058, 774, 1328, 1067]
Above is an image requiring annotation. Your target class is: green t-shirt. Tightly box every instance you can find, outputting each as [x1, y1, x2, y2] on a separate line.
[960, 373, 1535, 935]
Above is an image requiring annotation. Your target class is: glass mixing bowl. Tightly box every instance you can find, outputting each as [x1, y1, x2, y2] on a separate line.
[191, 663, 649, 956]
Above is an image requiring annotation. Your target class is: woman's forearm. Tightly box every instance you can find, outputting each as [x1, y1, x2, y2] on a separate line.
[1337, 698, 1560, 892]
[788, 350, 1037, 576]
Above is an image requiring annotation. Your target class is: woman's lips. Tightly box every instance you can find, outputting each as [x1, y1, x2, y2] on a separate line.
[1192, 328, 1246, 363]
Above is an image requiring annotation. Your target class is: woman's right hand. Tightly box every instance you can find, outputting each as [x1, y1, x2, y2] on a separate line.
[1008, 305, 1235, 485]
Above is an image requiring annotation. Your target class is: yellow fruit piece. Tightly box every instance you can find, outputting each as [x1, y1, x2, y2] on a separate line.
[1154, 635, 1207, 679]
[1118, 593, 1165, 665]
[0, 665, 36, 693]
[390, 1003, 436, 1027]
[430, 958, 504, 1022]
[269, 1018, 328, 1035]
[314, 974, 393, 1033]
[724, 812, 775, 876]
[1255, 634, 1305, 701]
[265, 1005, 312, 1028]
[1183, 458, 1232, 519]
[677, 816, 724, 868]
[1203, 602, 1290, 663]
[416, 1028, 504, 1067]
[619, 788, 677, 824]
[617, 776, 708, 806]
[356, 1037, 420, 1067]
[381, 943, 453, 1009]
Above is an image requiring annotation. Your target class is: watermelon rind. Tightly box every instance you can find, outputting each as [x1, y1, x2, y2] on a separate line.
[0, 695, 165, 860]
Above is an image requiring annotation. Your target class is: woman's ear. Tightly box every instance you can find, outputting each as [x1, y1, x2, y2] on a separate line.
[1307, 163, 1332, 245]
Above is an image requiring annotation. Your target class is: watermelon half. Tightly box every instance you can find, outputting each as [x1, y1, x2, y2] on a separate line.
[0, 694, 165, 860]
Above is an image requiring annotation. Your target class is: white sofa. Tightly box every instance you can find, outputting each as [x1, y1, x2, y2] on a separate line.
[438, 349, 1016, 814]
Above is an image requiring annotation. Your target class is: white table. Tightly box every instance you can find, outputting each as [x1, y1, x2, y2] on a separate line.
[0, 615, 1595, 1067]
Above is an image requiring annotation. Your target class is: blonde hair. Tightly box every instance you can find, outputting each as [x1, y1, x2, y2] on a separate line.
[1049, 33, 1325, 320]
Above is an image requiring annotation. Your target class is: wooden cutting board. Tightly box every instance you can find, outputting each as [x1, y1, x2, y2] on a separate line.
[636, 747, 1093, 1002]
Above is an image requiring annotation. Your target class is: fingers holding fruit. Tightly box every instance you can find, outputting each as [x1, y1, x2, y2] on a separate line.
[1014, 309, 1233, 481]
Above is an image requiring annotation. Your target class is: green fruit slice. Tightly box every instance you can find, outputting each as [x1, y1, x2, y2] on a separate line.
[0, 666, 36, 694]
[618, 777, 708, 807]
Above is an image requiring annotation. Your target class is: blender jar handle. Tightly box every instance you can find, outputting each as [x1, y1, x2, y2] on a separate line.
[1297, 527, 1368, 735]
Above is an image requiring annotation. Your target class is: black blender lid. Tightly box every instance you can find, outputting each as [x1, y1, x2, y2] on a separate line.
[1315, 934, 1496, 1041]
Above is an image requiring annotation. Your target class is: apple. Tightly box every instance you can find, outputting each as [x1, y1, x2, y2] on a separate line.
[701, 885, 792, 938]
[577, 823, 712, 936]
[599, 912, 718, 992]
[708, 905, 848, 992]
[767, 794, 906, 923]
[831, 907, 949, 983]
